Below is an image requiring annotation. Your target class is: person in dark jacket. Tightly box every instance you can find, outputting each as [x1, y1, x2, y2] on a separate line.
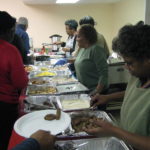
[11, 130, 56, 150]
[16, 17, 30, 55]
[11, 34, 28, 64]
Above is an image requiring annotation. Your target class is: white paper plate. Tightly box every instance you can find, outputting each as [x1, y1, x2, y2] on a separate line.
[14, 110, 71, 138]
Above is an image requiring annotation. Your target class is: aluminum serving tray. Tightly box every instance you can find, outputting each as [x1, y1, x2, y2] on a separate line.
[55, 137, 132, 150]
[56, 110, 113, 140]
[24, 65, 39, 72]
[51, 76, 78, 85]
[34, 61, 51, 66]
[50, 55, 65, 59]
[24, 95, 56, 112]
[28, 71, 57, 78]
[28, 77, 52, 85]
[56, 94, 90, 111]
[26, 84, 58, 96]
[56, 83, 89, 94]
[54, 70, 71, 77]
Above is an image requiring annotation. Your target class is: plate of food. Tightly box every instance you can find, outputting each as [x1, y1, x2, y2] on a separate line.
[14, 109, 71, 138]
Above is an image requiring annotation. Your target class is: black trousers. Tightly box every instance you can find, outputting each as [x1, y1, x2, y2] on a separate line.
[0, 101, 19, 150]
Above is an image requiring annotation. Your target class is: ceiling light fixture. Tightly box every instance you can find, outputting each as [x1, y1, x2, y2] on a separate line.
[56, 0, 79, 4]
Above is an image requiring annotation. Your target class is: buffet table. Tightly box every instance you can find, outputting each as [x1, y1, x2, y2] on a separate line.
[7, 56, 132, 150]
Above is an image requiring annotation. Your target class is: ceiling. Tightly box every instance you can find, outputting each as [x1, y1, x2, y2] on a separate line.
[22, 0, 124, 5]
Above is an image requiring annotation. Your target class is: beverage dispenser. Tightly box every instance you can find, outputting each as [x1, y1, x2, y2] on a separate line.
[49, 34, 62, 52]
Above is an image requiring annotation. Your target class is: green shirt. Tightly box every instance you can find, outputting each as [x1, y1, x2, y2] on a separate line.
[97, 32, 110, 58]
[121, 76, 150, 136]
[74, 44, 108, 91]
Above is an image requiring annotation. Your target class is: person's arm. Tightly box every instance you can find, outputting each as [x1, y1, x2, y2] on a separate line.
[11, 130, 56, 150]
[11, 138, 40, 150]
[85, 120, 150, 150]
[62, 47, 70, 52]
[91, 91, 125, 107]
[92, 46, 108, 93]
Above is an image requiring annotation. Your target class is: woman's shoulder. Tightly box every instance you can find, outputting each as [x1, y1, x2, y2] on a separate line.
[91, 44, 105, 54]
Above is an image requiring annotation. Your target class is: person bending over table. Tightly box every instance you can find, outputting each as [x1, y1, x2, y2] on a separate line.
[85, 21, 150, 150]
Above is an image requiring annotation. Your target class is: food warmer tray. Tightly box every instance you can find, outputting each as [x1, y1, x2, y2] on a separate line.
[55, 137, 132, 150]
[26, 84, 57, 96]
[28, 77, 52, 85]
[34, 61, 51, 66]
[24, 95, 56, 112]
[28, 71, 57, 78]
[56, 83, 89, 94]
[55, 110, 113, 140]
[24, 65, 38, 72]
[51, 76, 78, 85]
[56, 94, 90, 111]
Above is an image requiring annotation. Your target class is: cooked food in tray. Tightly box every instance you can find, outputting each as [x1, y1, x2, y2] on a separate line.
[44, 109, 61, 121]
[28, 86, 57, 95]
[24, 96, 56, 112]
[72, 115, 103, 132]
[56, 94, 90, 111]
[51, 76, 77, 85]
[31, 80, 49, 85]
[40, 67, 49, 71]
[29, 77, 51, 85]
[61, 99, 90, 110]
[57, 83, 89, 94]
[35, 71, 57, 77]
[25, 66, 34, 72]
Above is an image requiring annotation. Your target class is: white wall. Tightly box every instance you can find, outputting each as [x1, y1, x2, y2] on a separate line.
[0, 0, 145, 51]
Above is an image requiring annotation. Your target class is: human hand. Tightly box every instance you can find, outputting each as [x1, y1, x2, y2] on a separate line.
[84, 119, 115, 137]
[30, 130, 56, 150]
[62, 47, 70, 52]
[53, 41, 62, 45]
[90, 94, 109, 108]
[89, 89, 99, 97]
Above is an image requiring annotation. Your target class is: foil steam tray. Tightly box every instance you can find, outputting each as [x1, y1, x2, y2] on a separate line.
[34, 61, 51, 66]
[56, 94, 91, 111]
[56, 83, 89, 94]
[28, 77, 52, 85]
[56, 110, 113, 139]
[24, 95, 56, 112]
[28, 71, 57, 78]
[26, 84, 57, 96]
[55, 137, 131, 150]
[51, 76, 78, 85]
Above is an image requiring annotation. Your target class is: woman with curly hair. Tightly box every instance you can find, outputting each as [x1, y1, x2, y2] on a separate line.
[85, 21, 150, 150]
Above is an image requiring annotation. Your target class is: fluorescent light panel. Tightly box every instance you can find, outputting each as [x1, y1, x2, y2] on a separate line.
[56, 0, 79, 3]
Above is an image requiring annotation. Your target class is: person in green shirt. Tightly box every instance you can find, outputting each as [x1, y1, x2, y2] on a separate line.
[85, 21, 150, 150]
[77, 16, 110, 58]
[74, 24, 108, 95]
